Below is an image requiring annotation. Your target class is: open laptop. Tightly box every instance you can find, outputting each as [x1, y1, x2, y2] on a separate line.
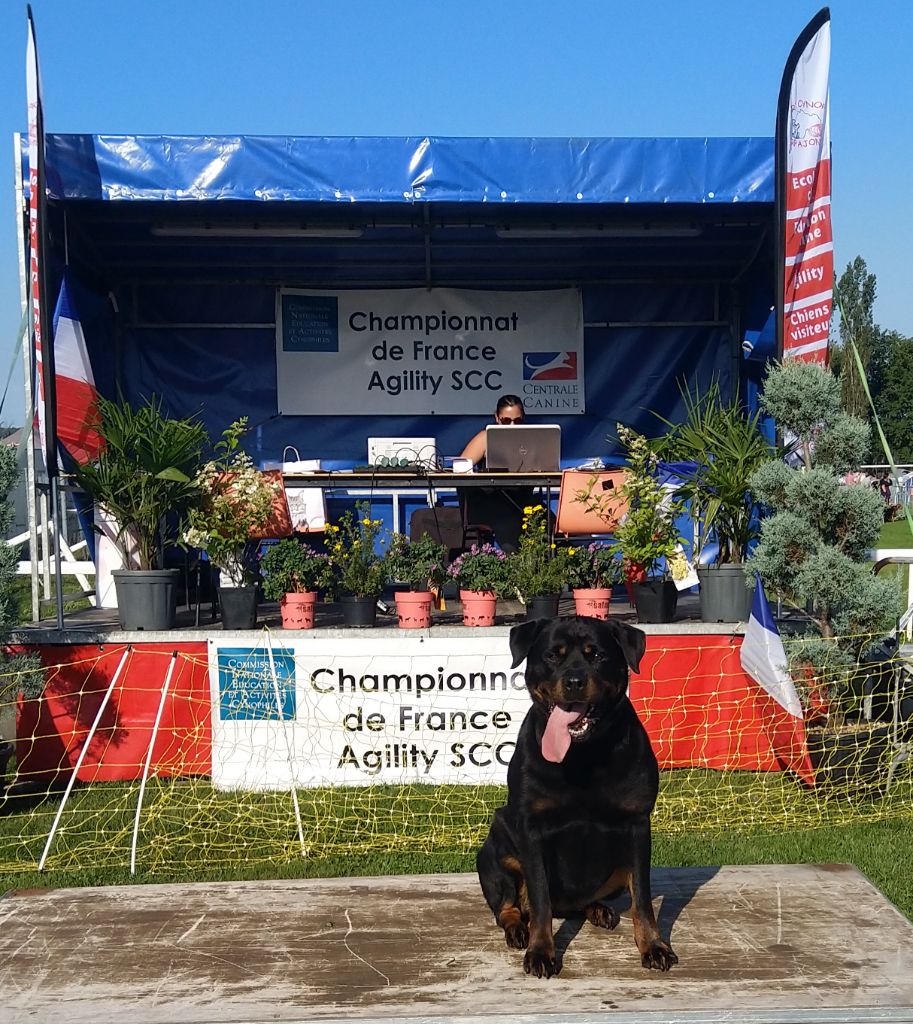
[485, 424, 561, 472]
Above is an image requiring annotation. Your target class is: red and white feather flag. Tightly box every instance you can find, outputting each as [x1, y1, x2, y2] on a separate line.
[777, 8, 833, 365]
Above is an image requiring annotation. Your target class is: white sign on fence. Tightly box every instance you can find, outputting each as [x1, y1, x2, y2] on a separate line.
[275, 286, 584, 416]
[208, 635, 532, 790]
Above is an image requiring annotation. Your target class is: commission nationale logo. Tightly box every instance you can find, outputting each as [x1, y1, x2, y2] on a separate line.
[522, 352, 578, 381]
[281, 293, 339, 352]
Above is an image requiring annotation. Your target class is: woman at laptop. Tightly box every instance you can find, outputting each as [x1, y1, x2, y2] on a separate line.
[459, 394, 526, 468]
[458, 394, 532, 554]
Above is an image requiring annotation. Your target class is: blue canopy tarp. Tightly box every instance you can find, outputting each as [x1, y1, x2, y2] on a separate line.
[28, 134, 777, 469]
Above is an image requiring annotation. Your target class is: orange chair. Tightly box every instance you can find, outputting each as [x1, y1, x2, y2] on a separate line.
[555, 468, 628, 539]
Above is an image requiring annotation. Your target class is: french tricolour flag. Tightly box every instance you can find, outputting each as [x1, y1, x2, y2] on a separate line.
[740, 573, 815, 785]
[52, 274, 103, 464]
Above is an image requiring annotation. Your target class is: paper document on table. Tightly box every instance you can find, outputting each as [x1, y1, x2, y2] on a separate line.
[285, 487, 327, 532]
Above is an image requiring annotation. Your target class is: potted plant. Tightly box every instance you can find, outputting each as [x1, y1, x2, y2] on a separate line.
[747, 359, 900, 791]
[565, 541, 622, 619]
[654, 383, 772, 622]
[509, 504, 569, 619]
[0, 654, 45, 790]
[325, 502, 387, 627]
[261, 538, 333, 630]
[72, 394, 207, 630]
[183, 417, 283, 629]
[609, 424, 686, 623]
[384, 532, 448, 629]
[447, 542, 513, 627]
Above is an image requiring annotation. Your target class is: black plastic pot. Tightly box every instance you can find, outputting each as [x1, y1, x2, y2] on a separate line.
[697, 564, 754, 622]
[218, 585, 259, 630]
[631, 579, 678, 623]
[806, 724, 890, 796]
[112, 569, 179, 631]
[340, 595, 378, 628]
[525, 594, 560, 620]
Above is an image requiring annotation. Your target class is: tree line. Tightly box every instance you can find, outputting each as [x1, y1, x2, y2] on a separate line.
[830, 255, 913, 463]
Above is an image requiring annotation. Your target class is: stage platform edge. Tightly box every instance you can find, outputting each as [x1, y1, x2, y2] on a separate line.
[2, 863, 912, 1024]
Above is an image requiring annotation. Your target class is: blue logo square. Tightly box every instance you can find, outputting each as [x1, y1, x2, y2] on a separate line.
[281, 294, 339, 352]
[218, 646, 296, 720]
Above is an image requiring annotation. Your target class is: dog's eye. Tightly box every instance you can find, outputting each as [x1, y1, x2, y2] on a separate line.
[582, 644, 602, 660]
[545, 645, 565, 662]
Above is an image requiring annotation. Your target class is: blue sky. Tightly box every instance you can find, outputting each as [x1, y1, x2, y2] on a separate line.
[1, 0, 910, 426]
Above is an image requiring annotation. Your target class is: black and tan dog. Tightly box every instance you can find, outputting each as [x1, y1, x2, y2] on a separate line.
[477, 615, 677, 978]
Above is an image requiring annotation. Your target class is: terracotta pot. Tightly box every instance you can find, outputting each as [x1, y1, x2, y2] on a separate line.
[460, 589, 497, 627]
[279, 591, 317, 629]
[572, 587, 612, 620]
[395, 590, 433, 629]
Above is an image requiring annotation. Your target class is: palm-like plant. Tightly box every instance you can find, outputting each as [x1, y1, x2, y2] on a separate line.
[73, 395, 207, 570]
[655, 383, 773, 564]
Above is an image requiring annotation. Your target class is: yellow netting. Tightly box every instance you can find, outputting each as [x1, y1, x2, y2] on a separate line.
[0, 634, 910, 881]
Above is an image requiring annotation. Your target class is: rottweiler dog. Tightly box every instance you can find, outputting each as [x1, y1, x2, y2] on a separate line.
[477, 615, 677, 978]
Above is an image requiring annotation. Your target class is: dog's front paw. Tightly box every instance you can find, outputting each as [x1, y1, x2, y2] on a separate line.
[641, 940, 678, 972]
[523, 944, 559, 978]
[504, 920, 529, 949]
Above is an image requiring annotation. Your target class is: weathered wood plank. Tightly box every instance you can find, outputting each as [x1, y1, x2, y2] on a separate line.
[2, 865, 912, 1024]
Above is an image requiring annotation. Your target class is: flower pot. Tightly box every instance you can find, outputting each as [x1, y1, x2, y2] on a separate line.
[112, 569, 179, 631]
[572, 587, 612, 620]
[697, 564, 754, 622]
[279, 591, 317, 630]
[340, 594, 377, 628]
[394, 590, 433, 629]
[460, 589, 497, 627]
[631, 579, 678, 623]
[806, 724, 890, 796]
[219, 584, 258, 630]
[525, 594, 560, 620]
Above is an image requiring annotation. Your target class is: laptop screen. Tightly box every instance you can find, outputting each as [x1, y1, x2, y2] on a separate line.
[485, 424, 561, 472]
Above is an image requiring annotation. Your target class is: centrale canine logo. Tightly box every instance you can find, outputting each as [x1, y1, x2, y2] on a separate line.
[523, 352, 578, 381]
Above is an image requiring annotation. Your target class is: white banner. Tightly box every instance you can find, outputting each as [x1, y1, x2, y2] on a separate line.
[209, 635, 531, 790]
[275, 287, 584, 416]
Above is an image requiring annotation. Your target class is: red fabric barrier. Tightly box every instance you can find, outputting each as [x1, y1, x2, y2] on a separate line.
[10, 633, 806, 784]
[631, 634, 796, 773]
[13, 643, 210, 785]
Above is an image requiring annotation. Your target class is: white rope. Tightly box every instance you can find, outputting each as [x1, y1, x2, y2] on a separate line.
[130, 651, 178, 875]
[265, 630, 307, 857]
[38, 647, 131, 871]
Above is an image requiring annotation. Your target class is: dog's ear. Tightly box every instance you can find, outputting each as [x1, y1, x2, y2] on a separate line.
[509, 619, 550, 668]
[603, 619, 646, 674]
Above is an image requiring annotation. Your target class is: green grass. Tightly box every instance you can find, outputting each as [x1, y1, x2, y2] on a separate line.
[879, 518, 913, 549]
[12, 572, 92, 622]
[2, 770, 912, 920]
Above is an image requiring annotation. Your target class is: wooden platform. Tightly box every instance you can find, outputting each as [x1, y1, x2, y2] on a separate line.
[2, 864, 913, 1024]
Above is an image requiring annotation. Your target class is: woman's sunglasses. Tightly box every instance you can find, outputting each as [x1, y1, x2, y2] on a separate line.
[497, 416, 524, 424]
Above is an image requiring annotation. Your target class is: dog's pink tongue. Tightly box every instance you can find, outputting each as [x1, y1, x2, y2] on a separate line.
[542, 704, 586, 764]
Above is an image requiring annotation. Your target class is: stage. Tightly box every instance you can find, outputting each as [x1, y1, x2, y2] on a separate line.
[2, 864, 912, 1024]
